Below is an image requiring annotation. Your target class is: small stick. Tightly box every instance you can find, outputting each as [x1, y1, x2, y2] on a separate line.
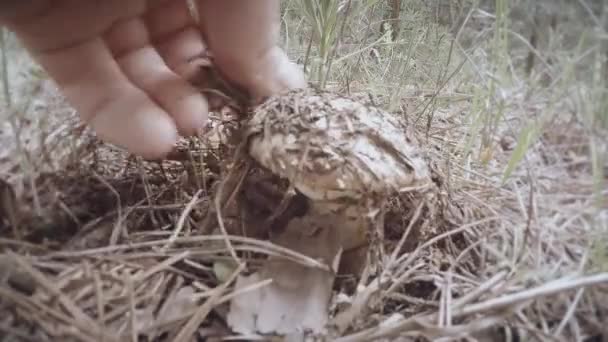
[173, 263, 244, 342]
[164, 190, 202, 251]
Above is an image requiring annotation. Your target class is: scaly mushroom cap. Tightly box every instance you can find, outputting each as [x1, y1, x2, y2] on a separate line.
[245, 88, 432, 206]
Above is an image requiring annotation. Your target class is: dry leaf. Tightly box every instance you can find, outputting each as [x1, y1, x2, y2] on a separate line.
[227, 214, 343, 335]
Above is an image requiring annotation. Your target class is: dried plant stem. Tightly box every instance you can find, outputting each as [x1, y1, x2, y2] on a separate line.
[386, 199, 425, 269]
[47, 235, 328, 270]
[3, 254, 117, 341]
[456, 273, 608, 317]
[164, 190, 202, 251]
[337, 273, 608, 341]
[387, 217, 500, 295]
[173, 263, 244, 342]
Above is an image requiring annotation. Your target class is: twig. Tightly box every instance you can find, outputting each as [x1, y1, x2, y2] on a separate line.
[386, 199, 424, 270]
[452, 268, 510, 308]
[337, 273, 608, 341]
[457, 273, 608, 317]
[93, 271, 106, 337]
[125, 274, 137, 342]
[143, 277, 273, 333]
[46, 235, 329, 270]
[164, 190, 202, 251]
[212, 159, 250, 265]
[8, 252, 98, 329]
[553, 287, 585, 337]
[132, 251, 190, 283]
[331, 262, 426, 334]
[388, 217, 500, 294]
[173, 263, 244, 342]
[137, 157, 159, 227]
[92, 172, 123, 246]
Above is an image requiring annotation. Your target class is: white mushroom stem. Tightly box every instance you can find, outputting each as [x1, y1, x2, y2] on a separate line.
[306, 199, 383, 253]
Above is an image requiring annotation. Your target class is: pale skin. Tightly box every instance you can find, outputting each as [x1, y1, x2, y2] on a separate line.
[0, 0, 306, 159]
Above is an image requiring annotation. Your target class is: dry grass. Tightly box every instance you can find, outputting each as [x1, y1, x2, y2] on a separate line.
[1, 0, 608, 341]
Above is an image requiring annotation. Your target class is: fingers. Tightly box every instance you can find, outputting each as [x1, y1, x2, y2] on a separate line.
[116, 42, 210, 137]
[152, 27, 208, 79]
[4, 0, 146, 53]
[196, 0, 306, 100]
[12, 0, 209, 158]
[144, 0, 207, 79]
[36, 38, 179, 159]
[5, 0, 304, 161]
[3, 1, 185, 159]
[104, 12, 209, 137]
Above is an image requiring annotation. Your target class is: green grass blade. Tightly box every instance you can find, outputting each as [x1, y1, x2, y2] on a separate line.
[501, 122, 540, 184]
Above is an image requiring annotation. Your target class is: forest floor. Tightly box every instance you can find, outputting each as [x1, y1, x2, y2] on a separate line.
[1, 2, 607, 341]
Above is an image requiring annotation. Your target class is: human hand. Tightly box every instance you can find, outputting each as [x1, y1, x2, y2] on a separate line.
[0, 0, 306, 159]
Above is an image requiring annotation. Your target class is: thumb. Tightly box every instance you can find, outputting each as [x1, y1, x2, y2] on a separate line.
[196, 0, 306, 101]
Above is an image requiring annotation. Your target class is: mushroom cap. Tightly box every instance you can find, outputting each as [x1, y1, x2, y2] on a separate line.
[244, 88, 432, 204]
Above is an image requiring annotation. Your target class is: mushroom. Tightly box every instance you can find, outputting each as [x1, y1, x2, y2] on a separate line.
[244, 87, 433, 254]
[227, 88, 434, 335]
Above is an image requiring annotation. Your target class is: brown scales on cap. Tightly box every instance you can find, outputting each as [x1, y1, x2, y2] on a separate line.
[245, 87, 433, 214]
[240, 87, 434, 255]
